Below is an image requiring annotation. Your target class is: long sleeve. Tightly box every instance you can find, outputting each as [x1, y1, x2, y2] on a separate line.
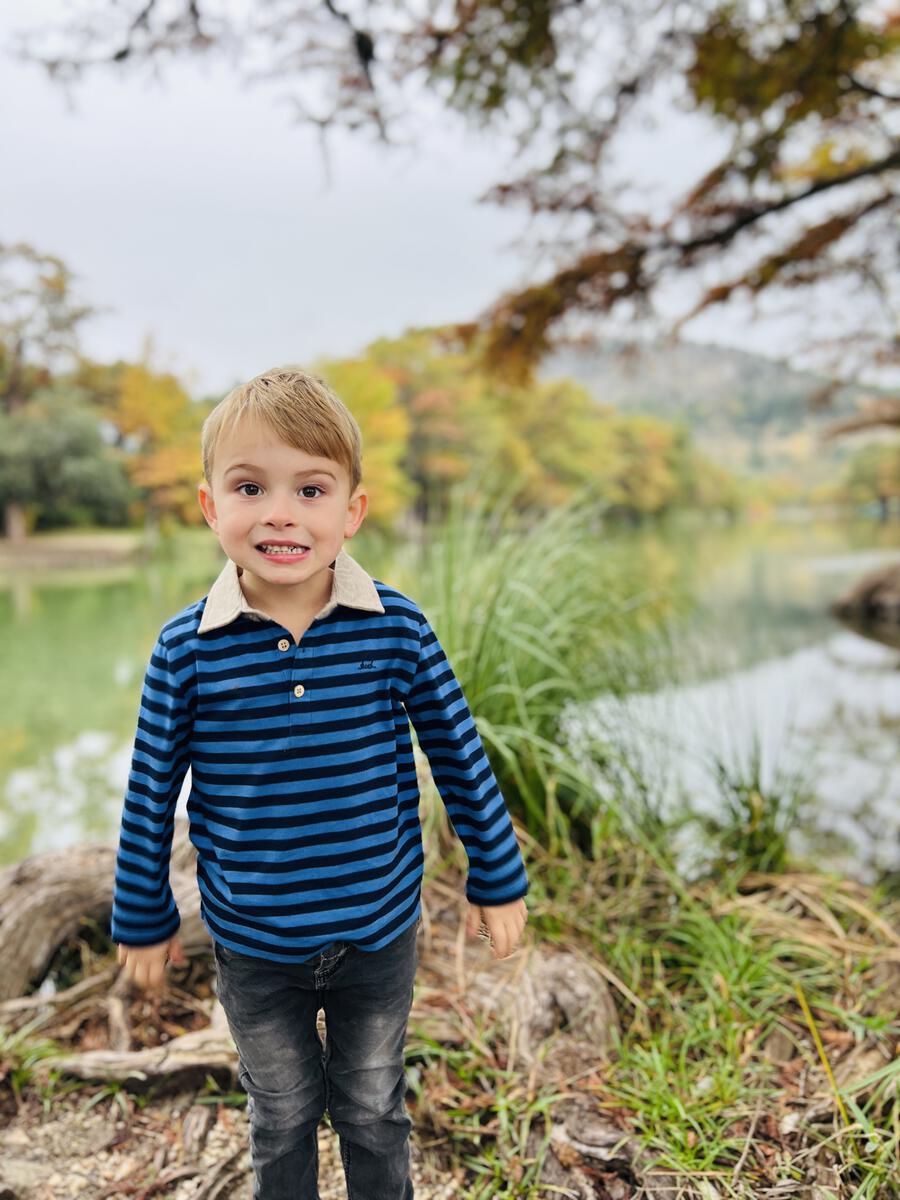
[403, 611, 529, 907]
[111, 628, 195, 947]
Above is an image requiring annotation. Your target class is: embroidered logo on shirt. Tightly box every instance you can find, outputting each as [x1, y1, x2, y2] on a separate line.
[358, 660, 376, 670]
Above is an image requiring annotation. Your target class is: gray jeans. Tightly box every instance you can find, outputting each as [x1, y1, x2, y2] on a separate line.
[213, 919, 419, 1200]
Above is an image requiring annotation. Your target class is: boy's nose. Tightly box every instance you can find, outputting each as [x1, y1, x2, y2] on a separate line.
[265, 510, 294, 526]
[262, 493, 300, 524]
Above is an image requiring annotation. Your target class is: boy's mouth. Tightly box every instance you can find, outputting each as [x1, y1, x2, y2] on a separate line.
[256, 542, 311, 558]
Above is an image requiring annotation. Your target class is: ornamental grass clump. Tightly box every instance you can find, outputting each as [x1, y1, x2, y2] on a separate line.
[385, 471, 664, 854]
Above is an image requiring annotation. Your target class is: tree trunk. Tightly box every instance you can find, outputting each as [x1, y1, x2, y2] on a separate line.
[0, 825, 207, 1002]
[4, 500, 28, 542]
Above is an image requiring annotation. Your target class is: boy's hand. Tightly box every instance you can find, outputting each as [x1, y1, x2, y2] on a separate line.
[466, 898, 528, 960]
[116, 934, 187, 993]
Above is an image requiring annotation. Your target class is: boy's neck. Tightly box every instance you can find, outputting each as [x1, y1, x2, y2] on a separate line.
[236, 563, 335, 624]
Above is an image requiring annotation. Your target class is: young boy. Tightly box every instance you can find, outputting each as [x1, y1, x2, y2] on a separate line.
[111, 368, 529, 1200]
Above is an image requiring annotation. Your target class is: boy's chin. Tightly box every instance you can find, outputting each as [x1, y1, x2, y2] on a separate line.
[237, 550, 332, 580]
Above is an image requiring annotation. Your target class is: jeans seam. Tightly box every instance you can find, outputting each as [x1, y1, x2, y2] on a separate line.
[342, 1137, 352, 1199]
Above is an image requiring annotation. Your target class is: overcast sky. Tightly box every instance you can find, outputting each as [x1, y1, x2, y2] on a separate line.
[2, 4, 559, 396]
[2, 1, 838, 398]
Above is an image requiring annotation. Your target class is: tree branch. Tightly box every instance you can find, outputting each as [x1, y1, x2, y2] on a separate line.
[822, 398, 900, 439]
[847, 73, 900, 103]
[675, 146, 900, 259]
[323, 0, 376, 86]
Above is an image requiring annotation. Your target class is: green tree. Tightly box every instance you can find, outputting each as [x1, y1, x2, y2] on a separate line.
[841, 441, 900, 520]
[0, 243, 94, 538]
[0, 386, 133, 532]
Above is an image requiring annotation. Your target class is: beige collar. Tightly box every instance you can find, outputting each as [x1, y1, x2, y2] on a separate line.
[198, 546, 385, 634]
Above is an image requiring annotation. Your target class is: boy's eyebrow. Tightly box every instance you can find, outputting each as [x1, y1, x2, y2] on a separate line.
[223, 462, 338, 480]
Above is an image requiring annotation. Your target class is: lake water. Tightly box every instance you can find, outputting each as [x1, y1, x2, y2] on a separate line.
[564, 520, 900, 882]
[2, 519, 898, 882]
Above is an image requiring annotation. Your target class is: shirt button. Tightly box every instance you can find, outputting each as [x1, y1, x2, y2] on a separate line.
[293, 684, 305, 698]
[277, 638, 291, 652]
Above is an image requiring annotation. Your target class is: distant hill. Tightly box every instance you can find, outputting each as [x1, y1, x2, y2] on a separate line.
[543, 342, 869, 479]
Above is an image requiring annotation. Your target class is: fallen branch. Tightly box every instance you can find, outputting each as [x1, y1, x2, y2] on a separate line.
[34, 1000, 237, 1087]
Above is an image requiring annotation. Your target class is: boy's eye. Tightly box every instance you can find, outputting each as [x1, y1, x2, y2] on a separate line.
[236, 483, 324, 498]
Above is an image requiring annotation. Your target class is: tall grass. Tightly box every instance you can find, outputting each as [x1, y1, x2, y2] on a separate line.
[381, 470, 671, 855]
[696, 735, 815, 877]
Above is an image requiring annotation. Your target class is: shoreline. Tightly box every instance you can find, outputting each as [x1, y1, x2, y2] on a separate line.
[0, 531, 145, 571]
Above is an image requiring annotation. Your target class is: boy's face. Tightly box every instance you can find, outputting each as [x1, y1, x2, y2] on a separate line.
[197, 415, 367, 608]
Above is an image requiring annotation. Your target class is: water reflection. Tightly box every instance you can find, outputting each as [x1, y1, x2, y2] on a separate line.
[0, 535, 222, 863]
[567, 629, 900, 881]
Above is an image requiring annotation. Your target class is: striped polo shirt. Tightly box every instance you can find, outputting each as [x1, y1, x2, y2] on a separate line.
[110, 547, 529, 962]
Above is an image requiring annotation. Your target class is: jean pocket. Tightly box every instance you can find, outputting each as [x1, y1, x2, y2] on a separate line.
[213, 940, 234, 965]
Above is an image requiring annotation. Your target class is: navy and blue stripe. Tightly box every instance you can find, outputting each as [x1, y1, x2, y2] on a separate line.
[110, 583, 529, 962]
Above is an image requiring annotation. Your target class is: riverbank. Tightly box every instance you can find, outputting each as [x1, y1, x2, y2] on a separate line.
[1, 796, 898, 1200]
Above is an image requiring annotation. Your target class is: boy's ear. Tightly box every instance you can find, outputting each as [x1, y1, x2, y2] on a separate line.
[344, 487, 368, 539]
[197, 481, 218, 531]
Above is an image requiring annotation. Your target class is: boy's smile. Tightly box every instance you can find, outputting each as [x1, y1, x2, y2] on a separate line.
[197, 416, 367, 617]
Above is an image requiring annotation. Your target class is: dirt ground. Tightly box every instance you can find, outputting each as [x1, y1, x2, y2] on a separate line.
[0, 1088, 459, 1200]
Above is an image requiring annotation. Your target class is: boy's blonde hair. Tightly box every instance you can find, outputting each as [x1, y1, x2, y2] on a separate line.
[201, 368, 363, 494]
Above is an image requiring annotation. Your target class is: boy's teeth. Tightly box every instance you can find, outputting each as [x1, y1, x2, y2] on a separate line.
[260, 544, 308, 553]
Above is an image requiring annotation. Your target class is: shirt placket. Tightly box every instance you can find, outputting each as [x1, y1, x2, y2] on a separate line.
[275, 634, 307, 735]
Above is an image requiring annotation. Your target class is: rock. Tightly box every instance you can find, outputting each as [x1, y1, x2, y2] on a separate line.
[0, 1158, 51, 1200]
[762, 1026, 795, 1064]
[1, 1130, 31, 1149]
[464, 943, 620, 1082]
[831, 561, 900, 647]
